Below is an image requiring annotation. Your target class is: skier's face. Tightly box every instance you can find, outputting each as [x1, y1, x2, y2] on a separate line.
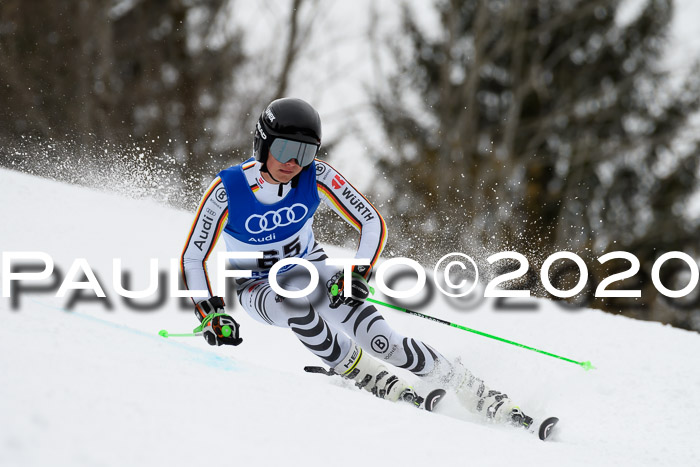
[264, 151, 303, 183]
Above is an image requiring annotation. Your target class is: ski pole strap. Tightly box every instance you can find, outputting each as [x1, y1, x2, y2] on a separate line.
[365, 297, 595, 371]
[193, 312, 229, 333]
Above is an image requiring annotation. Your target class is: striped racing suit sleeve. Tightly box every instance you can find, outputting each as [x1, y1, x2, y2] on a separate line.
[180, 176, 229, 309]
[315, 159, 387, 279]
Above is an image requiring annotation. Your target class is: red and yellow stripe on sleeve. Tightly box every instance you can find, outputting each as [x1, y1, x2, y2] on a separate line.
[316, 164, 388, 275]
[317, 183, 362, 231]
[180, 178, 229, 309]
[366, 209, 388, 274]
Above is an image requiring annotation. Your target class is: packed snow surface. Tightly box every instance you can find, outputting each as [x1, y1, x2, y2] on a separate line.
[1, 168, 699, 467]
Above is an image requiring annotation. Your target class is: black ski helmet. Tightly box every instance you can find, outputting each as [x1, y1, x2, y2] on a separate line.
[253, 97, 322, 168]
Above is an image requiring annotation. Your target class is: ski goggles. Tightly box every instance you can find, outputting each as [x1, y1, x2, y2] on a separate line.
[269, 138, 319, 167]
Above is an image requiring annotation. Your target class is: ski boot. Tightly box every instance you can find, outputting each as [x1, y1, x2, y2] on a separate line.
[305, 344, 449, 411]
[332, 343, 418, 403]
[510, 407, 559, 440]
[509, 407, 534, 429]
[417, 358, 558, 439]
[446, 359, 516, 423]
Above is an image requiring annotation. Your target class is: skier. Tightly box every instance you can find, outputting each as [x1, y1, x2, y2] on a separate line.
[180, 97, 540, 433]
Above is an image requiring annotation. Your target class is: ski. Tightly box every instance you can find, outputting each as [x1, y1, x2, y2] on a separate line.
[510, 406, 559, 441]
[304, 365, 446, 412]
[422, 388, 446, 412]
[304, 365, 336, 376]
[537, 416, 559, 441]
[305, 365, 556, 440]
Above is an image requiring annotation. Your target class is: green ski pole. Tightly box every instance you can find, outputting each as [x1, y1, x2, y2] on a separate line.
[365, 297, 595, 371]
[159, 312, 233, 339]
[158, 330, 203, 338]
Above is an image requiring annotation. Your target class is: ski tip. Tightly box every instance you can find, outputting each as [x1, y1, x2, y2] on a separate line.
[424, 388, 447, 412]
[538, 417, 559, 441]
[158, 330, 169, 338]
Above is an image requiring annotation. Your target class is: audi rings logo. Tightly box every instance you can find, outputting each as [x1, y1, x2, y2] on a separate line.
[245, 204, 309, 234]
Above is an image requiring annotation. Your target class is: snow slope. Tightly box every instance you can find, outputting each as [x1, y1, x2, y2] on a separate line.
[1, 168, 699, 467]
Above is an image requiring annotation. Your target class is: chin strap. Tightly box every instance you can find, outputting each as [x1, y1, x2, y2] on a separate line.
[291, 164, 310, 188]
[260, 162, 289, 197]
[260, 162, 281, 183]
[260, 156, 311, 190]
[261, 163, 283, 183]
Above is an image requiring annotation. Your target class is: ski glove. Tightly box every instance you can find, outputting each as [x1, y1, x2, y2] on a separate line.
[195, 296, 226, 322]
[195, 297, 243, 346]
[203, 313, 242, 347]
[327, 271, 371, 309]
